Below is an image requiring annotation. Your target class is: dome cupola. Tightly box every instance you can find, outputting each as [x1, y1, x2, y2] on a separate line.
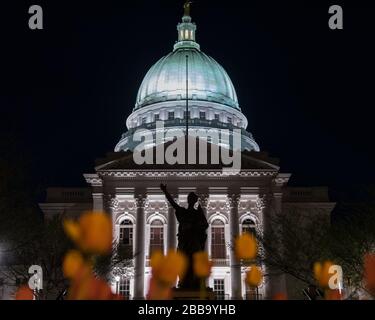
[115, 3, 259, 153]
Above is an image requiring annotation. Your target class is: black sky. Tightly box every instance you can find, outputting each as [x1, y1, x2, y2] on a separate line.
[1, 0, 374, 195]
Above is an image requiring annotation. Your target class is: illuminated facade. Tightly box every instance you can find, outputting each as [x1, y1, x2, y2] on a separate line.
[37, 10, 335, 300]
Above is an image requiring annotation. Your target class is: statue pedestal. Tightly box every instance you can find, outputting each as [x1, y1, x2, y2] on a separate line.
[172, 287, 216, 300]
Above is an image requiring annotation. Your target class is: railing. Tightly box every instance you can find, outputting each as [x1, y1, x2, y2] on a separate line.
[121, 120, 254, 141]
[244, 293, 263, 300]
[212, 259, 230, 266]
[215, 293, 230, 300]
[146, 258, 230, 267]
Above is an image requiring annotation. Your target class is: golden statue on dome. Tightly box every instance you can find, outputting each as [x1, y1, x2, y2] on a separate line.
[184, 1, 193, 16]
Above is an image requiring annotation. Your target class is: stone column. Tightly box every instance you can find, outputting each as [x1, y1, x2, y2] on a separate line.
[134, 193, 147, 299]
[167, 193, 178, 251]
[228, 193, 242, 300]
[199, 193, 209, 251]
[92, 193, 104, 211]
[105, 195, 120, 227]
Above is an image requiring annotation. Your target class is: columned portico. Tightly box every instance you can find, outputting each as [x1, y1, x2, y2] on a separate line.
[84, 168, 291, 300]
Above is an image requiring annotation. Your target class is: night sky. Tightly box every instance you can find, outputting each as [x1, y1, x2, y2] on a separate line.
[1, 1, 374, 198]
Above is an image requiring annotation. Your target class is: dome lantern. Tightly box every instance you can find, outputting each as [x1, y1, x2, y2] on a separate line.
[174, 1, 200, 51]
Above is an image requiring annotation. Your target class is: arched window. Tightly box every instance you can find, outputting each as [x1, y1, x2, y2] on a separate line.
[150, 220, 164, 255]
[119, 220, 133, 255]
[211, 220, 226, 259]
[242, 219, 256, 237]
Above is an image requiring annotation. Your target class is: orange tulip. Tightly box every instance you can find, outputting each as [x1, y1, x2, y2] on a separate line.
[235, 233, 257, 260]
[147, 277, 173, 300]
[313, 261, 334, 288]
[63, 250, 91, 280]
[364, 254, 375, 294]
[245, 265, 263, 287]
[150, 250, 164, 270]
[68, 275, 115, 300]
[15, 286, 34, 300]
[151, 250, 187, 286]
[64, 211, 112, 255]
[325, 289, 342, 300]
[193, 251, 213, 278]
[273, 293, 288, 300]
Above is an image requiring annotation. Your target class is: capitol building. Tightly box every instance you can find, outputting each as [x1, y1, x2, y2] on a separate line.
[39, 8, 335, 300]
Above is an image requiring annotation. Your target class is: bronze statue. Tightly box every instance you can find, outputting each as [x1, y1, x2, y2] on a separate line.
[160, 183, 208, 289]
[184, 1, 193, 17]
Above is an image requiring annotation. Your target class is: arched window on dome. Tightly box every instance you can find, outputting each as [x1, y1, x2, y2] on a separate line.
[184, 29, 189, 40]
[211, 220, 226, 259]
[149, 220, 164, 255]
[242, 219, 256, 238]
[119, 220, 133, 255]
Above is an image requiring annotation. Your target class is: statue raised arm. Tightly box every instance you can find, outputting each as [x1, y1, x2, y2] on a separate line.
[184, 1, 193, 16]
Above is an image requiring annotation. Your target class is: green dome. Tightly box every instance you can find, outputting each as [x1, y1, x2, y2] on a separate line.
[135, 47, 240, 111]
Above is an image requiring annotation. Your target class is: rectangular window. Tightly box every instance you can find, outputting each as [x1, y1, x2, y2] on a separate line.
[150, 225, 164, 255]
[227, 117, 232, 124]
[142, 117, 147, 125]
[184, 111, 191, 119]
[154, 114, 160, 122]
[120, 226, 133, 255]
[168, 112, 175, 120]
[211, 225, 226, 259]
[214, 279, 225, 300]
[242, 225, 256, 237]
[118, 277, 130, 299]
[214, 114, 220, 121]
[120, 228, 133, 246]
[199, 112, 206, 120]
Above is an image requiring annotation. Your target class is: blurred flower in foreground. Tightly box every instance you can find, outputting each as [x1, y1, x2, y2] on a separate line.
[150, 250, 187, 286]
[62, 250, 121, 300]
[235, 233, 257, 260]
[246, 265, 263, 287]
[325, 289, 342, 300]
[147, 277, 173, 300]
[148, 250, 187, 300]
[364, 254, 375, 294]
[273, 293, 288, 300]
[63, 211, 112, 255]
[69, 274, 121, 300]
[193, 252, 212, 278]
[313, 261, 334, 289]
[15, 286, 34, 300]
[63, 250, 91, 280]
